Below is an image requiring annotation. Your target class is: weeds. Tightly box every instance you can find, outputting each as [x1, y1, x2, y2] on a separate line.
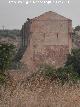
[39, 64, 80, 85]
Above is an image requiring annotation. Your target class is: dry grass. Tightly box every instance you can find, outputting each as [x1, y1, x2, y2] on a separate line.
[0, 70, 80, 107]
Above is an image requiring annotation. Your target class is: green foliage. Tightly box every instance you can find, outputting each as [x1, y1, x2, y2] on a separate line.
[39, 49, 80, 84]
[74, 25, 80, 31]
[0, 73, 6, 84]
[39, 64, 80, 84]
[65, 49, 80, 75]
[57, 66, 80, 84]
[0, 43, 15, 73]
[39, 64, 56, 77]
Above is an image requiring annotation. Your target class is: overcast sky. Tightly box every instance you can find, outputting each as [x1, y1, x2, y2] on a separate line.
[0, 0, 80, 29]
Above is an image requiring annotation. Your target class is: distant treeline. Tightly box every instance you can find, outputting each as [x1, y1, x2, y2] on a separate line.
[0, 29, 20, 37]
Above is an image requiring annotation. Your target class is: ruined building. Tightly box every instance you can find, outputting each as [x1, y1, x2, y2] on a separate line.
[19, 11, 72, 70]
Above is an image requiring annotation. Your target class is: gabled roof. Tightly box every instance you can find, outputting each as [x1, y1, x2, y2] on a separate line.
[33, 11, 71, 21]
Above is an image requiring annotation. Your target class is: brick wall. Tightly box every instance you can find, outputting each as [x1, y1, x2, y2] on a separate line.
[21, 11, 72, 71]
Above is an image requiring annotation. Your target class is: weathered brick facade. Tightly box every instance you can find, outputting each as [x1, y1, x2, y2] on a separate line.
[20, 11, 72, 70]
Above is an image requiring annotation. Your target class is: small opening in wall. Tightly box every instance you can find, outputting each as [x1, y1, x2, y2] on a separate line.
[43, 33, 45, 39]
[33, 44, 37, 48]
[57, 33, 58, 38]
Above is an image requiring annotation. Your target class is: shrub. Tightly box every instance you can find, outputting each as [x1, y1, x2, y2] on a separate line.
[56, 65, 80, 84]
[65, 49, 80, 75]
[74, 25, 80, 31]
[0, 43, 15, 73]
[0, 73, 6, 84]
[39, 64, 80, 84]
[39, 64, 56, 78]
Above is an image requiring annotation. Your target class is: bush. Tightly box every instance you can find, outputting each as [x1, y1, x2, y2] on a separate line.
[74, 25, 80, 31]
[57, 65, 80, 84]
[65, 49, 80, 75]
[39, 64, 80, 84]
[0, 73, 6, 84]
[39, 64, 56, 78]
[0, 43, 15, 73]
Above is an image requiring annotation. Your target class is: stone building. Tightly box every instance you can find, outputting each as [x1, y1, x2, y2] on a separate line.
[20, 11, 72, 70]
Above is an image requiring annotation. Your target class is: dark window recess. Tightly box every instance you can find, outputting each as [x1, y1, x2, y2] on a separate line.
[30, 32, 32, 34]
[33, 44, 37, 48]
[57, 33, 58, 38]
[43, 33, 45, 39]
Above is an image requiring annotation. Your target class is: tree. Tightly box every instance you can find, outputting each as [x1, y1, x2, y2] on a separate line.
[74, 25, 80, 31]
[0, 43, 15, 73]
[65, 49, 80, 75]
